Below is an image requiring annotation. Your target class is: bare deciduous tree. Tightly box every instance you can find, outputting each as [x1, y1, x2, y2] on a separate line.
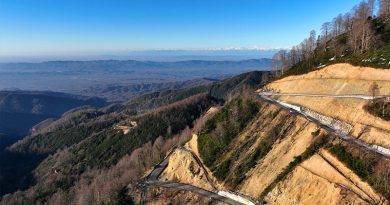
[370, 82, 380, 102]
[380, 0, 390, 19]
[272, 49, 289, 76]
[343, 13, 353, 32]
[321, 22, 332, 48]
[309, 30, 317, 53]
[333, 14, 344, 36]
[368, 0, 376, 17]
[349, 1, 375, 53]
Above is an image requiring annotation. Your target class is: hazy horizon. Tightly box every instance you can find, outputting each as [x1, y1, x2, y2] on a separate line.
[1, 0, 361, 57]
[0, 49, 279, 63]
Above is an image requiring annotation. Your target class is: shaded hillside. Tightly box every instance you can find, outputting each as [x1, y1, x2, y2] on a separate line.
[80, 78, 216, 102]
[0, 91, 106, 116]
[0, 134, 14, 151]
[123, 70, 271, 112]
[0, 91, 106, 149]
[0, 71, 270, 204]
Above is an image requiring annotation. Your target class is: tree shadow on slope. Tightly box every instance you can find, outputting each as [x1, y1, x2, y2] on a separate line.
[0, 151, 47, 196]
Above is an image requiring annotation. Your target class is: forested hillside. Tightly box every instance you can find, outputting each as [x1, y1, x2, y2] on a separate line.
[0, 71, 271, 204]
[0, 91, 106, 150]
[272, 0, 390, 76]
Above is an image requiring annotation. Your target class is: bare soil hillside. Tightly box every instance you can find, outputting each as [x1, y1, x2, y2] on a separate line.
[267, 63, 390, 95]
[159, 148, 216, 191]
[264, 63, 390, 148]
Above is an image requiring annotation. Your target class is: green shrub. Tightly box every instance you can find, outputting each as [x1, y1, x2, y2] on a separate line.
[365, 99, 390, 121]
[327, 144, 374, 180]
[229, 138, 273, 188]
[198, 96, 261, 185]
[198, 97, 260, 167]
[212, 159, 231, 181]
[327, 143, 390, 200]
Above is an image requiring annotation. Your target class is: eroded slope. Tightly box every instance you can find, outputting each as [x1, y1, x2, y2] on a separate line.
[264, 63, 390, 148]
[190, 94, 390, 204]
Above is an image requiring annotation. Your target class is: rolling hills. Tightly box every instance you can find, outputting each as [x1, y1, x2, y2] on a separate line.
[0, 91, 106, 150]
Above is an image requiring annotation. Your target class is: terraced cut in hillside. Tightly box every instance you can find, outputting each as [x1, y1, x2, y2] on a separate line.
[269, 63, 390, 96]
[264, 63, 390, 149]
[265, 149, 383, 205]
[193, 96, 363, 202]
[138, 64, 390, 204]
[237, 105, 328, 199]
[179, 91, 389, 204]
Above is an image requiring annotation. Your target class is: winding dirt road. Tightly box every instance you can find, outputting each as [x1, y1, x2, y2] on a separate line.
[141, 147, 247, 205]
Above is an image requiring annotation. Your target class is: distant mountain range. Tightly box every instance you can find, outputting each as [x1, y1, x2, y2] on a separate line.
[0, 59, 272, 95]
[0, 49, 278, 62]
[81, 78, 217, 102]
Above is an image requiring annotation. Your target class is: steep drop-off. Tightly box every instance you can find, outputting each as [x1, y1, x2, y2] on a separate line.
[191, 94, 389, 204]
[265, 63, 390, 149]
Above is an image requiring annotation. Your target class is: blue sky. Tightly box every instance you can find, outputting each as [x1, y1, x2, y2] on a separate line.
[0, 0, 361, 56]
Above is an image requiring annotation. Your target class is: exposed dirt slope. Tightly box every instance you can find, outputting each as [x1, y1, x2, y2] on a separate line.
[185, 134, 200, 157]
[265, 149, 383, 205]
[276, 96, 390, 148]
[159, 148, 216, 191]
[238, 110, 319, 197]
[319, 149, 382, 202]
[195, 99, 331, 199]
[159, 107, 223, 191]
[264, 63, 390, 148]
[215, 98, 386, 203]
[267, 63, 390, 95]
[156, 90, 389, 204]
[200, 98, 384, 203]
[265, 165, 367, 205]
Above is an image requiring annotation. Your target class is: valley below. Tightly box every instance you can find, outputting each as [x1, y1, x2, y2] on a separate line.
[0, 59, 271, 101]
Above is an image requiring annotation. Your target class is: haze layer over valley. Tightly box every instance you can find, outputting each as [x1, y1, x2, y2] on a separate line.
[0, 59, 272, 101]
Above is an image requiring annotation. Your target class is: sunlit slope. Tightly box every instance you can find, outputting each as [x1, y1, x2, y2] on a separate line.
[263, 63, 390, 148]
[268, 63, 390, 95]
[265, 150, 382, 205]
[192, 95, 386, 204]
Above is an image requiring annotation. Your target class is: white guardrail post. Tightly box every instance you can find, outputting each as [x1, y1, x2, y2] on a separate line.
[217, 190, 256, 205]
